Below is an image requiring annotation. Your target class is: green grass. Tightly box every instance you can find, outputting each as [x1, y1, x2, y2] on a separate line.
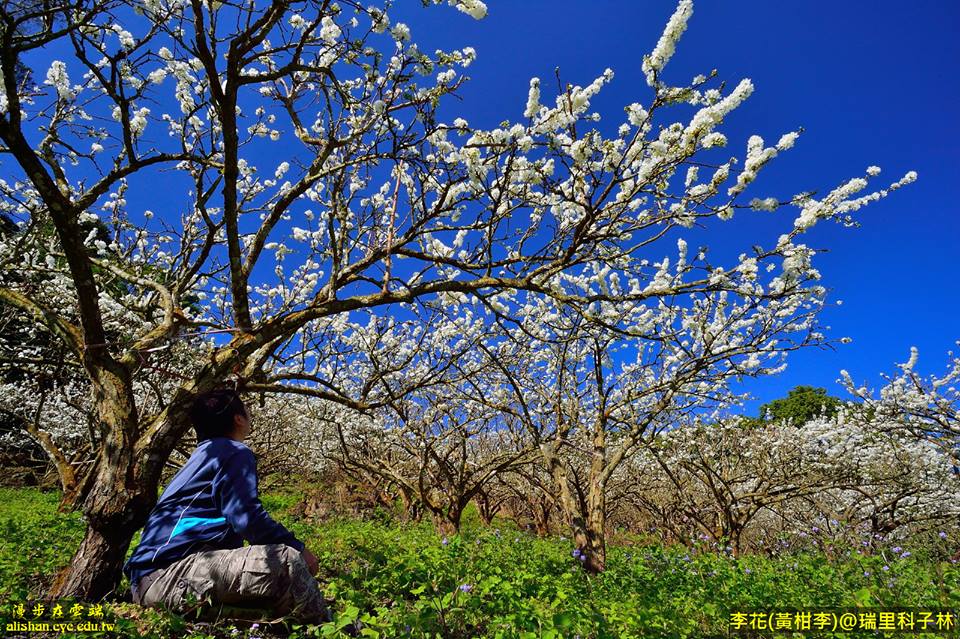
[1, 487, 957, 638]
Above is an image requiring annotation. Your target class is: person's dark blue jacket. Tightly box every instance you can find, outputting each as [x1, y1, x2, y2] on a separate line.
[123, 437, 304, 600]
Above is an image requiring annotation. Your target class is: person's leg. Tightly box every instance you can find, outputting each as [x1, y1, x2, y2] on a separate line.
[137, 551, 217, 616]
[209, 544, 330, 623]
[139, 544, 329, 623]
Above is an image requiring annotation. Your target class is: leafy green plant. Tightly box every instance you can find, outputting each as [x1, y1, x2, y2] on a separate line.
[2, 488, 956, 639]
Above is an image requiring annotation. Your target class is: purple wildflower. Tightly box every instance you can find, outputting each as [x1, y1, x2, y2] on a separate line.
[901, 551, 911, 558]
[882, 565, 889, 572]
[891, 546, 902, 553]
[744, 568, 751, 574]
[458, 583, 472, 593]
[863, 571, 870, 577]
[940, 531, 948, 539]
[441, 537, 448, 546]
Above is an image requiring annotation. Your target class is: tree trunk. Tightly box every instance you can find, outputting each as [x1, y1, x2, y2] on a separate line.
[399, 486, 423, 522]
[541, 429, 609, 574]
[430, 506, 462, 537]
[48, 361, 212, 600]
[47, 444, 157, 600]
[573, 497, 607, 574]
[48, 510, 145, 600]
[475, 492, 499, 526]
[532, 498, 552, 537]
[48, 359, 147, 600]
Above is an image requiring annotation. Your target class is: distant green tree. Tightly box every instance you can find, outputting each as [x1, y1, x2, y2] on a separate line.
[743, 386, 843, 427]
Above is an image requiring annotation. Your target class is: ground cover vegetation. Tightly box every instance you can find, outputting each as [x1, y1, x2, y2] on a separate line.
[1, 486, 957, 638]
[1, 0, 959, 636]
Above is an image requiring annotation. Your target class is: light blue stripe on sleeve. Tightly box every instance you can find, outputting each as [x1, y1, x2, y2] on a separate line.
[170, 516, 227, 539]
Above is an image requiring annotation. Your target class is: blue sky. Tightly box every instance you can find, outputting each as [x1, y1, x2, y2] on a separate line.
[12, 1, 958, 415]
[390, 0, 960, 413]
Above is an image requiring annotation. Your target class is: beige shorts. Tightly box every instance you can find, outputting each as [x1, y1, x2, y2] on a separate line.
[135, 543, 329, 623]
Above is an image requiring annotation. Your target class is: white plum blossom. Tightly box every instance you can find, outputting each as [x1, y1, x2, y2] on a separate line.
[44, 61, 74, 100]
[642, 0, 693, 86]
[319, 16, 341, 44]
[369, 7, 390, 33]
[437, 69, 457, 85]
[681, 78, 753, 152]
[524, 78, 541, 119]
[701, 131, 726, 147]
[626, 103, 647, 127]
[391, 23, 411, 42]
[451, 0, 488, 20]
[112, 24, 136, 49]
[289, 13, 307, 30]
[130, 107, 150, 136]
[793, 171, 917, 231]
[750, 197, 779, 212]
[146, 68, 167, 84]
[776, 131, 800, 150]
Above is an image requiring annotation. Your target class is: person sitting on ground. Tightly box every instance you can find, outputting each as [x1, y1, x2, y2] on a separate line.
[123, 388, 329, 624]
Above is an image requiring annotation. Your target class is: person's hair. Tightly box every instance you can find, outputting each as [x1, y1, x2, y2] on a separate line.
[189, 388, 247, 441]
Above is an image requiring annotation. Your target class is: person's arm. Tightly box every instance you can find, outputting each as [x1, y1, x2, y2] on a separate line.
[213, 447, 305, 552]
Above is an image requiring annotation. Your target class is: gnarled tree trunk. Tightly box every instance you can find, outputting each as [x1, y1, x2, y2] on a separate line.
[47, 355, 234, 600]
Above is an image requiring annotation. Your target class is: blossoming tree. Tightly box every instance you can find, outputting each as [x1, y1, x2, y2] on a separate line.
[842, 346, 959, 465]
[0, 0, 916, 597]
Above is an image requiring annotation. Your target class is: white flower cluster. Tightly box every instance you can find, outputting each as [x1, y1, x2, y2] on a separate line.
[320, 16, 341, 44]
[111, 23, 136, 49]
[793, 169, 917, 231]
[450, 0, 487, 20]
[289, 13, 307, 30]
[728, 133, 792, 197]
[524, 78, 540, 119]
[841, 344, 959, 460]
[44, 61, 74, 100]
[368, 7, 390, 33]
[680, 78, 754, 153]
[642, 0, 693, 86]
